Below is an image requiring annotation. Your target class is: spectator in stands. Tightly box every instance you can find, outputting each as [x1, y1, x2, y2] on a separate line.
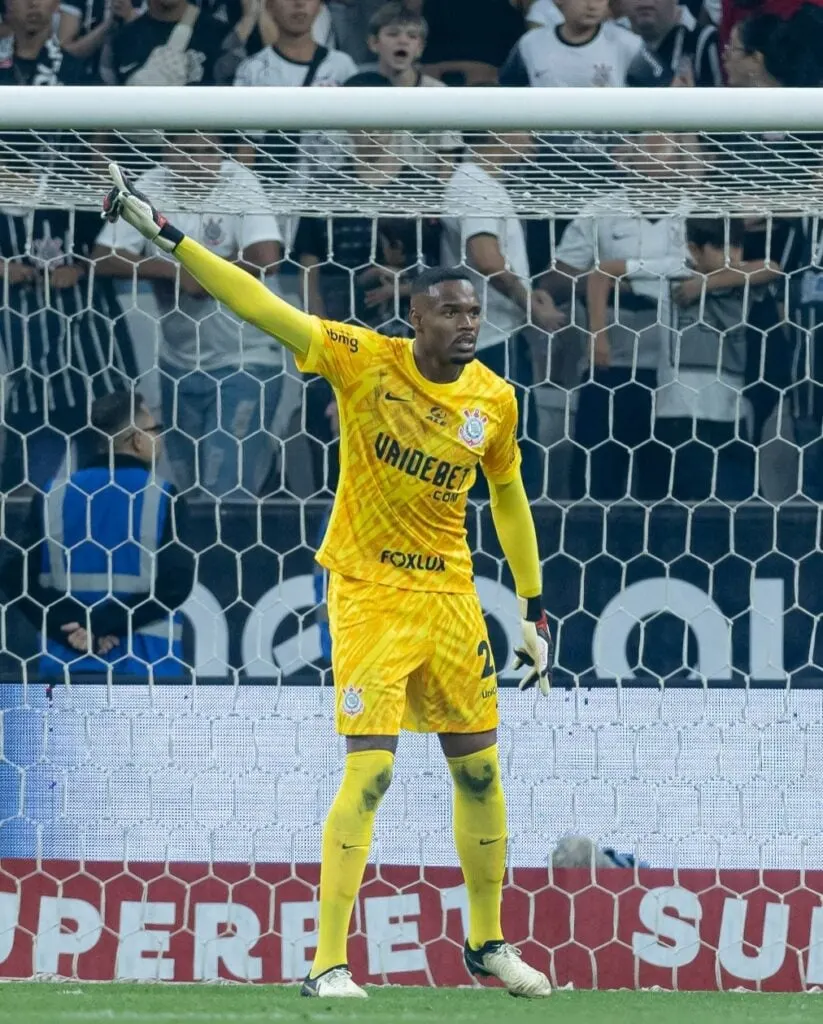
[556, 186, 688, 501]
[499, 0, 643, 86]
[58, 0, 140, 78]
[665, 217, 788, 500]
[359, 6, 461, 174]
[366, 2, 431, 85]
[421, 0, 525, 84]
[723, 2, 823, 87]
[623, 0, 722, 86]
[233, 0, 357, 175]
[0, 0, 89, 82]
[441, 129, 566, 381]
[0, 205, 139, 492]
[651, 218, 757, 501]
[0, 391, 194, 679]
[101, 0, 253, 86]
[234, 0, 356, 87]
[93, 135, 284, 498]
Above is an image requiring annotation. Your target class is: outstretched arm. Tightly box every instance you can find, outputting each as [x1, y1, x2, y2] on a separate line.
[101, 163, 317, 358]
[174, 236, 316, 356]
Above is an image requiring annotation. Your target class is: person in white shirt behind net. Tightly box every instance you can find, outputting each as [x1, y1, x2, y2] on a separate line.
[555, 178, 688, 501]
[442, 129, 566, 382]
[93, 134, 285, 499]
[442, 127, 567, 497]
[499, 0, 643, 86]
[649, 217, 758, 502]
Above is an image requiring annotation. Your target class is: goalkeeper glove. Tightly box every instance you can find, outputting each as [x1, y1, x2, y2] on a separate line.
[514, 596, 554, 696]
[101, 163, 184, 254]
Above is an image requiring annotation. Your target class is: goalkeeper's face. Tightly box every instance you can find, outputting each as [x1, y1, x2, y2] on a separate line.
[412, 280, 481, 366]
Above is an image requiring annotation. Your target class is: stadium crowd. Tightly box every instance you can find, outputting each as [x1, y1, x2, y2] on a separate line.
[1, 0, 823, 503]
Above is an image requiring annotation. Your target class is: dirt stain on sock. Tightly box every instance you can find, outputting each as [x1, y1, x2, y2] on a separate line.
[454, 761, 496, 802]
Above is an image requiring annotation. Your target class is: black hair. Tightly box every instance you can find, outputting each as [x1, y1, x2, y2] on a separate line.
[686, 218, 746, 250]
[91, 390, 145, 448]
[368, 1, 428, 39]
[410, 267, 474, 297]
[739, 4, 823, 87]
[343, 71, 393, 87]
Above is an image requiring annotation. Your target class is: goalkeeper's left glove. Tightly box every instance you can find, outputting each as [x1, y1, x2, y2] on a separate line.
[101, 163, 184, 254]
[514, 596, 554, 696]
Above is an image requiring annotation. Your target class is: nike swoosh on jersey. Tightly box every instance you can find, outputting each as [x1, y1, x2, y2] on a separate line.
[384, 392, 411, 402]
[479, 837, 504, 846]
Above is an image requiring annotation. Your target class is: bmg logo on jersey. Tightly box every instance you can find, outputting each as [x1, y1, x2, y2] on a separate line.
[327, 328, 359, 353]
[380, 550, 446, 572]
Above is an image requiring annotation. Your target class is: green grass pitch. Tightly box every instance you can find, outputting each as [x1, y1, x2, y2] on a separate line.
[0, 983, 817, 1024]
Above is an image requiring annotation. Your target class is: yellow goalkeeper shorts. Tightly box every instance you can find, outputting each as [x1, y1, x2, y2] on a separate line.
[327, 573, 499, 736]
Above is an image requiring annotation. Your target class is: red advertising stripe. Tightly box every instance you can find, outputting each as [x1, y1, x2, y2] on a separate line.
[1, 861, 821, 991]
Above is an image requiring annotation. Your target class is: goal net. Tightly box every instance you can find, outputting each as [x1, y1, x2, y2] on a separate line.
[1, 88, 823, 991]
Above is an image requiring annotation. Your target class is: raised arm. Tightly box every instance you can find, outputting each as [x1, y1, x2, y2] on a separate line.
[101, 163, 317, 358]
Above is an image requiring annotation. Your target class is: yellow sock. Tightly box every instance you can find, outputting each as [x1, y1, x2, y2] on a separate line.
[447, 745, 507, 950]
[311, 748, 394, 977]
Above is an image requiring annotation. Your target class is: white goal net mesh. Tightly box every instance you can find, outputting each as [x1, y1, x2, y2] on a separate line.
[2, 128, 823, 215]
[1, 118, 823, 989]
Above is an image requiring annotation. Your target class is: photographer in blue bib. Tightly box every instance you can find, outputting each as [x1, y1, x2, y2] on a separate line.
[0, 391, 194, 678]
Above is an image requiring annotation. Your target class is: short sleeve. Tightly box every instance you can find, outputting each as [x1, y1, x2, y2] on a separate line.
[555, 217, 596, 271]
[330, 52, 358, 84]
[499, 42, 530, 87]
[481, 388, 521, 484]
[233, 53, 255, 87]
[294, 319, 381, 390]
[233, 167, 283, 250]
[448, 168, 505, 249]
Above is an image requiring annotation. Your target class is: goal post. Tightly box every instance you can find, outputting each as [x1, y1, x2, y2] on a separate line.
[0, 88, 823, 990]
[4, 85, 823, 130]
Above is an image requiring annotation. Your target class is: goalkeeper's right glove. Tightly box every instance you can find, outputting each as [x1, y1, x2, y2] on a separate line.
[101, 163, 184, 254]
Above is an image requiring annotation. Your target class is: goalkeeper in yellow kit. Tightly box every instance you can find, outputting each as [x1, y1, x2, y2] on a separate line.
[103, 165, 554, 999]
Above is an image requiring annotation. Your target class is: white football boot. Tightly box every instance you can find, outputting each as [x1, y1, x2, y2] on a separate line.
[464, 940, 552, 997]
[300, 966, 368, 998]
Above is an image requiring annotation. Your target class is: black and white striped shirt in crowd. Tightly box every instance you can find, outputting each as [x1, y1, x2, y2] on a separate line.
[623, 6, 722, 88]
[0, 208, 138, 433]
[652, 6, 722, 88]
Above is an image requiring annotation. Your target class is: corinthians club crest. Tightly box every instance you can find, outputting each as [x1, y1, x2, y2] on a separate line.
[203, 217, 225, 247]
[340, 685, 364, 718]
[458, 408, 488, 449]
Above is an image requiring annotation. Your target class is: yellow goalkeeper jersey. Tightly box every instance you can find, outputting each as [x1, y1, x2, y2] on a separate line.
[296, 319, 522, 594]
